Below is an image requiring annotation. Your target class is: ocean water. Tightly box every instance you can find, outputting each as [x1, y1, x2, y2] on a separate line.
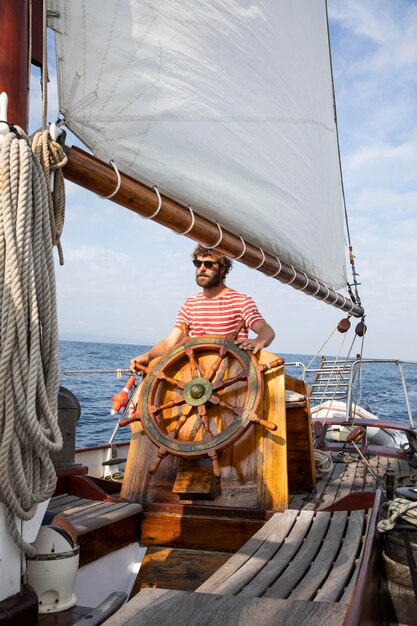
[58, 340, 417, 448]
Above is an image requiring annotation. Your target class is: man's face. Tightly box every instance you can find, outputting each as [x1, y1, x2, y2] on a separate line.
[194, 255, 224, 288]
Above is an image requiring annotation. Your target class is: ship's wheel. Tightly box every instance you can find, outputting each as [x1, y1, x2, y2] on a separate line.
[131, 335, 284, 477]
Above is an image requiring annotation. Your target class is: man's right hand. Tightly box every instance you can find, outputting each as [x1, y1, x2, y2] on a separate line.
[130, 353, 150, 372]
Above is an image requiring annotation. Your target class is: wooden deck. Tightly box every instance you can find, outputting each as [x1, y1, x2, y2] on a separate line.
[101, 491, 382, 625]
[289, 450, 412, 511]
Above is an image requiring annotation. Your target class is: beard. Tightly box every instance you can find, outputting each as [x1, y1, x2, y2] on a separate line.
[196, 267, 222, 289]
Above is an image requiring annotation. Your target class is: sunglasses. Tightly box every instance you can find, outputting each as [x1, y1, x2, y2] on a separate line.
[192, 259, 219, 269]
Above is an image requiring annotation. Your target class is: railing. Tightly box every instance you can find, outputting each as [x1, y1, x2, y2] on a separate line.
[306, 358, 417, 429]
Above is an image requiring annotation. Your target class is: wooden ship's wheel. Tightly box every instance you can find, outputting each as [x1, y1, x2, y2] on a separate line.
[130, 331, 284, 477]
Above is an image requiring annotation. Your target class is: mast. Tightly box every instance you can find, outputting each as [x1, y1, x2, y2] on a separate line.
[0, 0, 30, 129]
[64, 146, 364, 318]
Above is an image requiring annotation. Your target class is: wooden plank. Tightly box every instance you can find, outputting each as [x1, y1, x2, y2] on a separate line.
[314, 510, 365, 602]
[264, 513, 331, 599]
[134, 547, 231, 593]
[196, 511, 299, 593]
[74, 503, 141, 535]
[141, 511, 263, 552]
[101, 588, 347, 626]
[288, 511, 348, 600]
[237, 511, 315, 598]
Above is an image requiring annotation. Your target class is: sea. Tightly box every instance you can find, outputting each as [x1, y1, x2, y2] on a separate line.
[58, 340, 417, 448]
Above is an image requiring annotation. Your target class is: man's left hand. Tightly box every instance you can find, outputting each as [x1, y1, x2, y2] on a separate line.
[235, 337, 265, 355]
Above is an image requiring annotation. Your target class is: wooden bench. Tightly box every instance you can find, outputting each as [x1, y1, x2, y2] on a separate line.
[101, 491, 382, 625]
[48, 493, 142, 566]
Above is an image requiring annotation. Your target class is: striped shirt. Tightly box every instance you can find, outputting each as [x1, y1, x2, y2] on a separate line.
[175, 289, 265, 338]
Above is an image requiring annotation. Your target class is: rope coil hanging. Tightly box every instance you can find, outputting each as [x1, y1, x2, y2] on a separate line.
[0, 127, 63, 555]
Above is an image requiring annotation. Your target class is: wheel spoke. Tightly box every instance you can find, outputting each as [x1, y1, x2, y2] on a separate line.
[185, 348, 202, 378]
[169, 405, 195, 439]
[150, 394, 186, 415]
[209, 394, 241, 416]
[212, 368, 249, 392]
[198, 404, 213, 437]
[205, 347, 228, 382]
[156, 371, 186, 389]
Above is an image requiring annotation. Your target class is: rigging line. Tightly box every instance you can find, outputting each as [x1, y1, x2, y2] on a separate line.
[233, 236, 247, 260]
[270, 256, 282, 278]
[324, 1, 360, 301]
[315, 333, 348, 423]
[305, 326, 338, 373]
[147, 186, 162, 219]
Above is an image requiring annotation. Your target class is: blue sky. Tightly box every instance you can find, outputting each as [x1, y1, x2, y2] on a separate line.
[29, 0, 417, 360]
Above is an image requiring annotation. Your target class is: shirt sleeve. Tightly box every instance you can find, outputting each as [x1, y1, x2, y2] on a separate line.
[242, 296, 265, 330]
[174, 299, 190, 330]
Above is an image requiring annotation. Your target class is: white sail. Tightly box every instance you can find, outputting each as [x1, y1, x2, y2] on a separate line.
[48, 0, 347, 289]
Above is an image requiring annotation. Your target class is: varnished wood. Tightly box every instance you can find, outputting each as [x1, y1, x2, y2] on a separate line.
[121, 351, 289, 512]
[140, 512, 263, 552]
[0, 0, 29, 129]
[63, 146, 364, 317]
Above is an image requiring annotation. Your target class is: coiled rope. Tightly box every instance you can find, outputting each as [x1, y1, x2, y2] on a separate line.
[377, 498, 417, 533]
[313, 449, 333, 478]
[0, 127, 65, 554]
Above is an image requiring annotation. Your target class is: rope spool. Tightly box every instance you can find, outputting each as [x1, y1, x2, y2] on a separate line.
[314, 449, 333, 478]
[0, 127, 64, 554]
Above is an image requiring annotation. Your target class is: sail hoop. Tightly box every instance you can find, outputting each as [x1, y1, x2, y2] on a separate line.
[232, 236, 247, 260]
[176, 206, 195, 236]
[253, 247, 266, 270]
[202, 221, 223, 249]
[63, 146, 364, 318]
[148, 186, 162, 220]
[97, 160, 121, 200]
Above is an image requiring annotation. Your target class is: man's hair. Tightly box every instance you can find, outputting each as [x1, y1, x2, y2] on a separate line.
[192, 245, 233, 277]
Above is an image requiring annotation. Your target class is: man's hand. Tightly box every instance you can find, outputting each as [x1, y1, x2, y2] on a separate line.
[235, 337, 266, 355]
[130, 353, 150, 372]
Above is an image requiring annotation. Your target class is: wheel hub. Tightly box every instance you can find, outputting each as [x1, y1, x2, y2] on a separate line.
[183, 376, 213, 406]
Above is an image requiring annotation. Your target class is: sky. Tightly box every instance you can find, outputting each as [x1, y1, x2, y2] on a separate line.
[29, 0, 417, 361]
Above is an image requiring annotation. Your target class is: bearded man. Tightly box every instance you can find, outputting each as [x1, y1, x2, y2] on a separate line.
[130, 245, 275, 370]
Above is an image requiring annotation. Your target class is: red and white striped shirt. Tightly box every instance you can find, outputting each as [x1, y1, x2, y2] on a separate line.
[175, 289, 265, 338]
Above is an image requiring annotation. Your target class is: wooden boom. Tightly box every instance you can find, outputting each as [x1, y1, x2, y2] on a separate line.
[63, 145, 364, 318]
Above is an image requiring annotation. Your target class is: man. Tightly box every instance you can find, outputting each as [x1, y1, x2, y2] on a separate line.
[130, 245, 275, 370]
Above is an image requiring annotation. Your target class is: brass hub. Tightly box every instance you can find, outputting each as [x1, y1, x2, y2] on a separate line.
[183, 377, 213, 406]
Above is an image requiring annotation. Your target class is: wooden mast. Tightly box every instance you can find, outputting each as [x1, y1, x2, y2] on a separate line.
[0, 0, 30, 129]
[63, 146, 365, 318]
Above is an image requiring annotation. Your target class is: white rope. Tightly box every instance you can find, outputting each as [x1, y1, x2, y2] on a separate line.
[0, 128, 63, 555]
[202, 221, 223, 248]
[270, 256, 282, 278]
[253, 247, 266, 269]
[97, 160, 121, 200]
[147, 186, 162, 219]
[233, 235, 247, 260]
[177, 206, 195, 235]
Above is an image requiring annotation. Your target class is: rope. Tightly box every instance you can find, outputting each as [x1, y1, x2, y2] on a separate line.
[0, 127, 63, 555]
[378, 498, 417, 533]
[313, 449, 333, 478]
[31, 130, 68, 265]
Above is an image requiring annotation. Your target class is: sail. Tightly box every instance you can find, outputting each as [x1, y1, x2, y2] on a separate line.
[48, 0, 347, 289]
